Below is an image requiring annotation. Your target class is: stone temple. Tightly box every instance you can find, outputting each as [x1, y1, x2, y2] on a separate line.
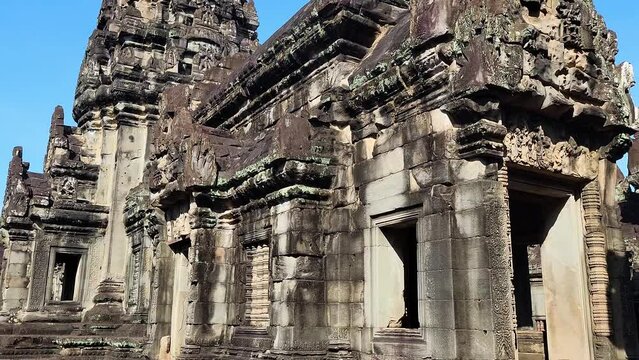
[1, 0, 639, 359]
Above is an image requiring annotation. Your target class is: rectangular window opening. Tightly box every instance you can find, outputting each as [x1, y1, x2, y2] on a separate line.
[51, 252, 82, 302]
[381, 222, 420, 329]
[178, 61, 192, 75]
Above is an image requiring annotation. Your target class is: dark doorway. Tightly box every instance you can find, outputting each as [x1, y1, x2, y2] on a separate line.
[382, 223, 420, 329]
[52, 252, 82, 302]
[509, 191, 563, 359]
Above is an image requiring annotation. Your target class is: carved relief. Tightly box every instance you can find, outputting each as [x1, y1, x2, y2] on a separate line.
[497, 166, 518, 359]
[197, 43, 219, 72]
[128, 248, 142, 307]
[164, 48, 180, 70]
[504, 125, 596, 177]
[50, 263, 65, 302]
[147, 114, 218, 198]
[58, 177, 77, 199]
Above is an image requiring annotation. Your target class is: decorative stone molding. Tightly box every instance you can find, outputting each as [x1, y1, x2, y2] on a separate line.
[582, 181, 612, 336]
[495, 166, 518, 359]
[504, 125, 597, 178]
[603, 133, 633, 162]
[497, 166, 518, 336]
[458, 119, 507, 160]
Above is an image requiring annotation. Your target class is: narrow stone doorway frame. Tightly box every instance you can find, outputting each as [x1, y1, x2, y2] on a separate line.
[507, 169, 595, 360]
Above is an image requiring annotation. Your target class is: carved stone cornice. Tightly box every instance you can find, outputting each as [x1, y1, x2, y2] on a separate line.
[195, 1, 410, 128]
[124, 187, 166, 246]
[208, 158, 334, 210]
[458, 119, 508, 160]
[602, 133, 633, 162]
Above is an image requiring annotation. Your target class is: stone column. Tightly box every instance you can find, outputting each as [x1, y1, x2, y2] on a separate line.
[148, 241, 174, 357]
[0, 240, 32, 314]
[598, 159, 635, 359]
[323, 208, 361, 359]
[450, 177, 515, 360]
[270, 201, 328, 356]
[420, 185, 457, 359]
[184, 209, 231, 350]
[0, 148, 34, 315]
[454, 119, 515, 359]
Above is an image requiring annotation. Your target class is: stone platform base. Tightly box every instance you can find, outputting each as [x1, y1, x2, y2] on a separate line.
[0, 323, 147, 359]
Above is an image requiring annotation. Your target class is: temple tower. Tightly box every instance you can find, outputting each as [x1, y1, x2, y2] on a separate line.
[73, 0, 259, 323]
[0, 0, 258, 338]
[2, 0, 639, 359]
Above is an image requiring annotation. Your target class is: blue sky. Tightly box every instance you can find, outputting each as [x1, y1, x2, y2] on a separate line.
[0, 1, 636, 200]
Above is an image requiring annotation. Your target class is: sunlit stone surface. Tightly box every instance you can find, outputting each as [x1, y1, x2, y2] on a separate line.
[1, 0, 638, 359]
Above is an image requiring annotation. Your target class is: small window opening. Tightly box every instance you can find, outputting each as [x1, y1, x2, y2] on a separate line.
[381, 222, 420, 329]
[178, 61, 192, 75]
[51, 253, 82, 302]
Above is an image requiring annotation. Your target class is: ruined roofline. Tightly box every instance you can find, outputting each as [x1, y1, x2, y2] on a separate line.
[194, 0, 410, 127]
[195, 0, 636, 135]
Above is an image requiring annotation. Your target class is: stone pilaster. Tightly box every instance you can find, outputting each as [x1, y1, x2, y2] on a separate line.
[582, 180, 612, 337]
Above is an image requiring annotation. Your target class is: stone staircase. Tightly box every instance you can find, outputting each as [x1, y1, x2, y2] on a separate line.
[517, 329, 547, 360]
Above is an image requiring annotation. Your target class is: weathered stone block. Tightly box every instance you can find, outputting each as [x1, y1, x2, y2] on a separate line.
[354, 138, 376, 162]
[452, 237, 490, 270]
[360, 171, 411, 204]
[454, 299, 494, 330]
[432, 130, 458, 160]
[426, 328, 457, 359]
[373, 126, 404, 155]
[327, 281, 352, 303]
[273, 231, 323, 257]
[325, 254, 355, 281]
[422, 299, 455, 329]
[454, 208, 487, 238]
[328, 303, 350, 327]
[421, 212, 452, 241]
[422, 269, 453, 301]
[350, 303, 364, 328]
[420, 239, 452, 271]
[272, 326, 329, 351]
[354, 148, 405, 185]
[295, 303, 327, 327]
[404, 137, 433, 168]
[453, 181, 501, 211]
[273, 256, 324, 281]
[322, 208, 353, 233]
[403, 112, 433, 143]
[6, 263, 28, 277]
[3, 288, 28, 301]
[271, 302, 295, 326]
[274, 279, 325, 304]
[453, 269, 492, 301]
[456, 329, 496, 360]
[325, 232, 364, 255]
[366, 191, 424, 217]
